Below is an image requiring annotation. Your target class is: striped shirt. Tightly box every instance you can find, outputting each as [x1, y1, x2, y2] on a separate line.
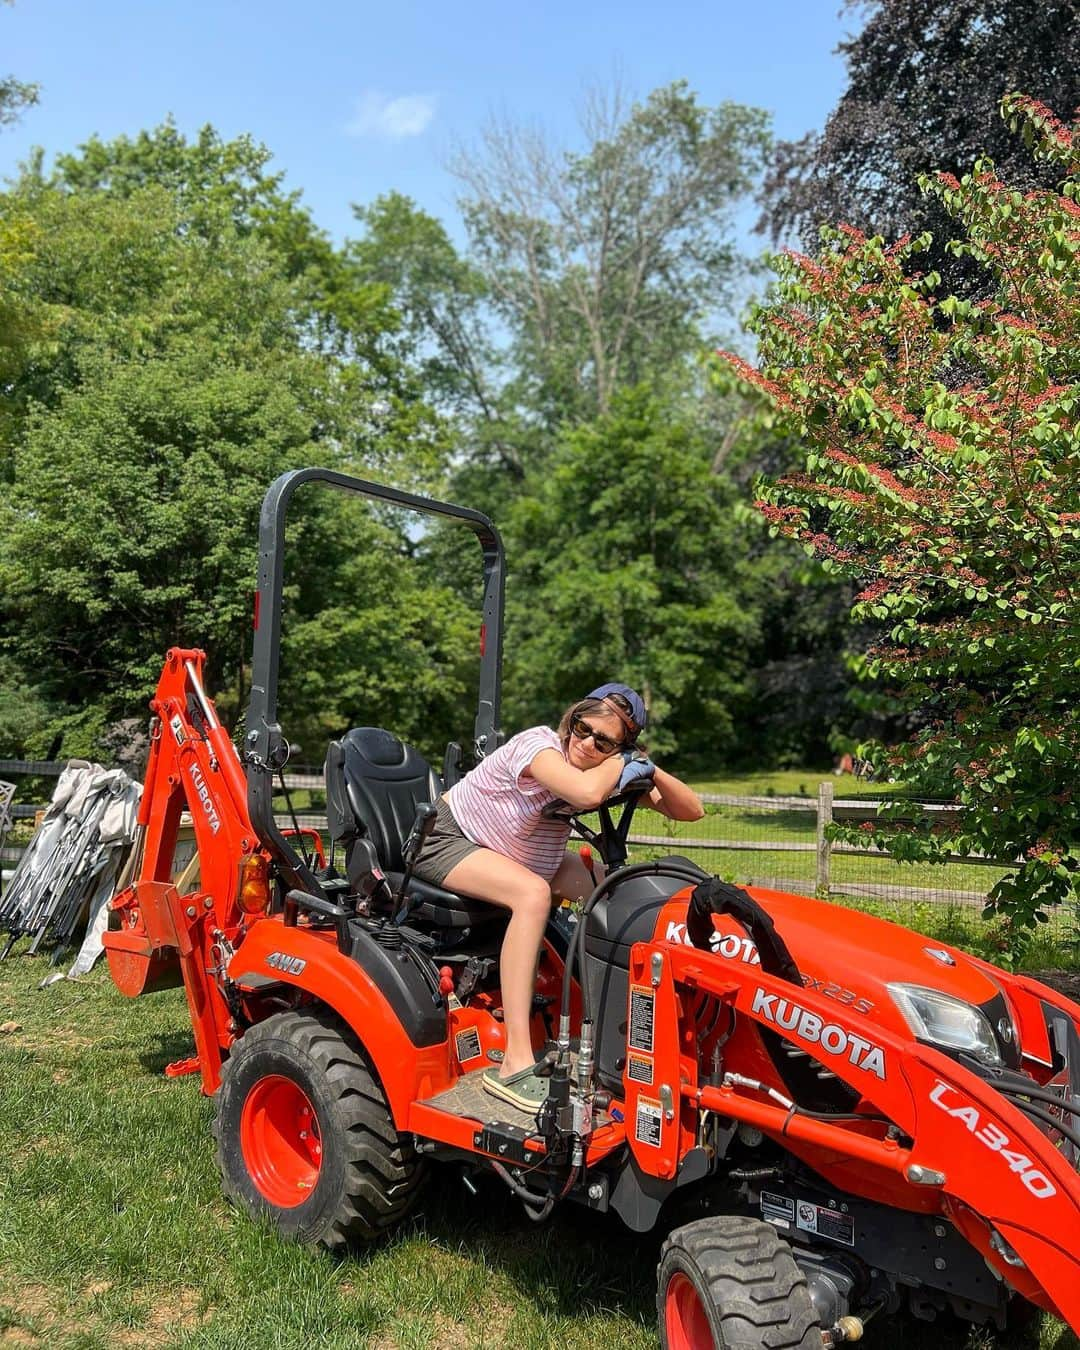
[445, 726, 571, 881]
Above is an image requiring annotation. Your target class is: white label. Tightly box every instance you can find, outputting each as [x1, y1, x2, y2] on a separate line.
[635, 1097, 663, 1148]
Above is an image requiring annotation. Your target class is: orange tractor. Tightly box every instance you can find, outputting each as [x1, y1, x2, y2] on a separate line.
[105, 469, 1080, 1347]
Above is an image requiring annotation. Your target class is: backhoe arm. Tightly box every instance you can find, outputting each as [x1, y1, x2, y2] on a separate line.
[103, 648, 260, 1091]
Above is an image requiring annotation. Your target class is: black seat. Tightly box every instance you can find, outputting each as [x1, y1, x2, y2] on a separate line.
[325, 727, 497, 930]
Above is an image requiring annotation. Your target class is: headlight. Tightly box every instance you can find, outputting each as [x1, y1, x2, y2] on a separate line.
[888, 983, 1003, 1067]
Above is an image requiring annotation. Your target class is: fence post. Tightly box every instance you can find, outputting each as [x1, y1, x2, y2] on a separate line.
[815, 780, 833, 899]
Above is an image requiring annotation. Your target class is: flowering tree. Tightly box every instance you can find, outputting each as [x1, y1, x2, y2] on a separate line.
[722, 96, 1080, 956]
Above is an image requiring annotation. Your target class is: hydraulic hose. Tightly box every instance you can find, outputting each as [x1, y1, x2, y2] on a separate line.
[994, 1080, 1080, 1117]
[999, 1093, 1080, 1153]
[561, 859, 709, 1027]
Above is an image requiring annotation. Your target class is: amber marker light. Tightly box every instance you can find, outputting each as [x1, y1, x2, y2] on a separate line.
[238, 854, 270, 914]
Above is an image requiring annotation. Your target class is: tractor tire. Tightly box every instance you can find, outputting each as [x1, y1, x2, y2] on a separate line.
[213, 1008, 424, 1248]
[657, 1215, 821, 1350]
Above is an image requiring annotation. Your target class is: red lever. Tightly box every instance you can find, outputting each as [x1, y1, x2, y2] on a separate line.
[438, 966, 456, 996]
[579, 844, 597, 883]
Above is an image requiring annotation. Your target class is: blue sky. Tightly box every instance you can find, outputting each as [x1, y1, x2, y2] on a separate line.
[2, 0, 855, 250]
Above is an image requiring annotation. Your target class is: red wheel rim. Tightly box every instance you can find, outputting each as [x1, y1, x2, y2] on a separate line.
[240, 1074, 322, 1208]
[665, 1271, 712, 1350]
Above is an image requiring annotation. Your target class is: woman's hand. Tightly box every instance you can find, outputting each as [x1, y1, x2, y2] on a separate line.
[617, 753, 656, 792]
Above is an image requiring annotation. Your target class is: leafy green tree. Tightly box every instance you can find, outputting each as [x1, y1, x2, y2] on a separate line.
[760, 0, 1080, 295]
[502, 386, 759, 763]
[453, 81, 770, 435]
[725, 95, 1080, 956]
[0, 129, 462, 760]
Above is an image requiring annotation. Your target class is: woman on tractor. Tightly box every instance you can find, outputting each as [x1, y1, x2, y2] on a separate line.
[412, 682, 703, 1112]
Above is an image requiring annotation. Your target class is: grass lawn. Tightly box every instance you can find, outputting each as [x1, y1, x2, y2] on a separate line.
[0, 945, 1077, 1349]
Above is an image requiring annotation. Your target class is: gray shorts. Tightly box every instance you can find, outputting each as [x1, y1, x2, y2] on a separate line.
[412, 796, 482, 887]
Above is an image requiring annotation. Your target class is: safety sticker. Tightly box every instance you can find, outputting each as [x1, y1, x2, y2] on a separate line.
[796, 1200, 855, 1247]
[454, 1027, 482, 1064]
[627, 1053, 653, 1085]
[760, 1191, 795, 1225]
[634, 1097, 663, 1148]
[628, 986, 655, 1053]
[169, 714, 187, 745]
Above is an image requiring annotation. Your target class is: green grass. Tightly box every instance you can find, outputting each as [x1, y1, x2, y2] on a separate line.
[0, 945, 1077, 1348]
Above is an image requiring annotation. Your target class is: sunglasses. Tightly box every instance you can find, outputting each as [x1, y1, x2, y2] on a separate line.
[569, 715, 622, 755]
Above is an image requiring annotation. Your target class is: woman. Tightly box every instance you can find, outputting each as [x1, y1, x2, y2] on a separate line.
[413, 682, 703, 1112]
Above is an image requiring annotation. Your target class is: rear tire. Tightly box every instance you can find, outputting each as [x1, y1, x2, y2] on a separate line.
[657, 1215, 821, 1349]
[214, 1008, 424, 1247]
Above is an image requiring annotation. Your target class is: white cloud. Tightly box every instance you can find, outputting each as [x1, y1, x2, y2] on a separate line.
[345, 90, 437, 140]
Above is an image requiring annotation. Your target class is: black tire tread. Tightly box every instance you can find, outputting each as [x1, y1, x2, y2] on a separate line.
[213, 1008, 424, 1248]
[658, 1215, 822, 1350]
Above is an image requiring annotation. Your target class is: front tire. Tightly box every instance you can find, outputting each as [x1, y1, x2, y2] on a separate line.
[213, 1009, 424, 1247]
[658, 1216, 821, 1349]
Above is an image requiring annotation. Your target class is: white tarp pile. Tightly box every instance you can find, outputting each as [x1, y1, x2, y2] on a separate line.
[0, 761, 141, 976]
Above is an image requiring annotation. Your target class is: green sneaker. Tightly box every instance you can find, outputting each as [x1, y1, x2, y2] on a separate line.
[482, 1064, 549, 1113]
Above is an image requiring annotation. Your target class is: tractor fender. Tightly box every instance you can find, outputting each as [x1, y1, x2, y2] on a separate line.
[228, 918, 451, 1124]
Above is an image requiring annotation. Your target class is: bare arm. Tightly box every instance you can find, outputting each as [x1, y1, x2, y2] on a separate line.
[528, 747, 623, 809]
[646, 766, 704, 821]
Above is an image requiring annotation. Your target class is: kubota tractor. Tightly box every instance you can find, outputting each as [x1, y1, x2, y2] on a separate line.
[104, 468, 1080, 1348]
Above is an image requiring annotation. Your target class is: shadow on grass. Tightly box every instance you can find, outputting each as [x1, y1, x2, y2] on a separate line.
[335, 1166, 1063, 1348]
[139, 1026, 199, 1076]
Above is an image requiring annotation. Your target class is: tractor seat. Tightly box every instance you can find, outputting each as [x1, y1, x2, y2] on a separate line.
[324, 726, 497, 930]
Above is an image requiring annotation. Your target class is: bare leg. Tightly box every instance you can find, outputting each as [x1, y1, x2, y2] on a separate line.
[441, 848, 553, 1078]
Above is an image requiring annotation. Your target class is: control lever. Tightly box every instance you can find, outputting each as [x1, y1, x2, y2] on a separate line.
[391, 803, 438, 925]
[347, 836, 395, 912]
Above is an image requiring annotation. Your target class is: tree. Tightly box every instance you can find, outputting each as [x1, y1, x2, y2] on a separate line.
[0, 129, 465, 761]
[723, 95, 1080, 956]
[502, 386, 760, 764]
[351, 85, 770, 494]
[760, 0, 1080, 293]
[0, 1, 37, 130]
[453, 81, 770, 438]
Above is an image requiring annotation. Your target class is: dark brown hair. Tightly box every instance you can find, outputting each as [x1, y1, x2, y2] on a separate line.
[557, 693, 643, 752]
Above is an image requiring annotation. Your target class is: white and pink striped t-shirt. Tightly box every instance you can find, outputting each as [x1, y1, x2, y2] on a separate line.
[444, 726, 571, 880]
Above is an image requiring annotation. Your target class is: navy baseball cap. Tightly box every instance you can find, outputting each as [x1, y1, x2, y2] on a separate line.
[587, 682, 647, 738]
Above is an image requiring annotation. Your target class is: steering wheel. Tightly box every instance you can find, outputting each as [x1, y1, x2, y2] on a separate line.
[541, 775, 655, 869]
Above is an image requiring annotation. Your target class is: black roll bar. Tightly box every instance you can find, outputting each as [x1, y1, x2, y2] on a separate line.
[244, 467, 505, 895]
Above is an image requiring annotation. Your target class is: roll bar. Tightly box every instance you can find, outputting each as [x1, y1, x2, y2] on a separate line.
[244, 467, 505, 894]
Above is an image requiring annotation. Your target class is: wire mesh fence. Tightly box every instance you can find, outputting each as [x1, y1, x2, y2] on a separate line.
[2, 761, 1022, 932]
[629, 782, 1015, 926]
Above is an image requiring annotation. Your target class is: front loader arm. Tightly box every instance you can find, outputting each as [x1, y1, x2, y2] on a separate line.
[642, 940, 1080, 1330]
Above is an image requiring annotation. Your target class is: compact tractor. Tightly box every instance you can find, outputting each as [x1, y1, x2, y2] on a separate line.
[104, 469, 1080, 1348]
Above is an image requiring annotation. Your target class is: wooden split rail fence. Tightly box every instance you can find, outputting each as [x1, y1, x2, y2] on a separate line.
[2, 763, 1007, 907]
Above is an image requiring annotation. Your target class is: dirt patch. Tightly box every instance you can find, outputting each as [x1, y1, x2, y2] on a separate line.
[0, 1279, 208, 1349]
[0, 1283, 61, 1345]
[368, 1300, 516, 1350]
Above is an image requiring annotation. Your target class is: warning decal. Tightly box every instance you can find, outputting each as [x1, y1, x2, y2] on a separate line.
[628, 986, 655, 1053]
[454, 1026, 482, 1064]
[635, 1097, 663, 1148]
[796, 1200, 855, 1246]
[627, 1054, 653, 1085]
